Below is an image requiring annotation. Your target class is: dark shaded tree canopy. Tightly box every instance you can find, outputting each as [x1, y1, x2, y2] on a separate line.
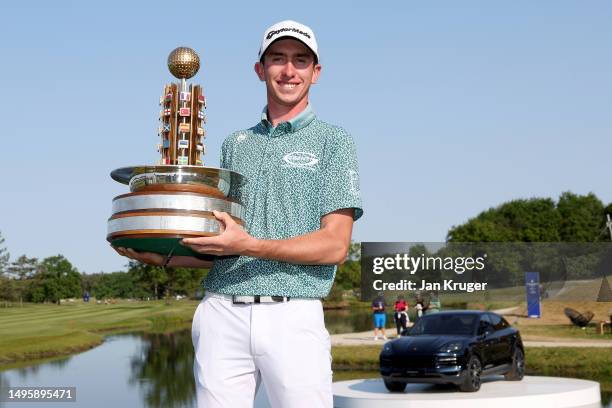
[448, 192, 611, 242]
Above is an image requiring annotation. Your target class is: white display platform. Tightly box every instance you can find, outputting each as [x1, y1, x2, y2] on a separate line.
[332, 376, 601, 408]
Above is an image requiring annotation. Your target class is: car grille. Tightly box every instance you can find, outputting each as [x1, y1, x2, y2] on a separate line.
[381, 355, 436, 369]
[436, 356, 458, 366]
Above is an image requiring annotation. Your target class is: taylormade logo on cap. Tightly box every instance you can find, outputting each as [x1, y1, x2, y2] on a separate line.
[258, 20, 319, 62]
[266, 27, 311, 40]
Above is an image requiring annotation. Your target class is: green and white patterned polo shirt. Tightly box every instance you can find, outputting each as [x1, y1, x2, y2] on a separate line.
[203, 104, 363, 298]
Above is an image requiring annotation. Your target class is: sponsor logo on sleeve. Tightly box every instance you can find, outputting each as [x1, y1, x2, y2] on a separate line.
[349, 169, 360, 196]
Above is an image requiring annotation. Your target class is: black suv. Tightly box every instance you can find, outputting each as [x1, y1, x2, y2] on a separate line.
[380, 311, 524, 392]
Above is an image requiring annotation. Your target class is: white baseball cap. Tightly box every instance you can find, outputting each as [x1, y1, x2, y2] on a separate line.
[258, 20, 319, 62]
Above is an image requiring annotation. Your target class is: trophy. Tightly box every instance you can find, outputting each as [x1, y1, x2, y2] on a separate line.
[107, 47, 246, 258]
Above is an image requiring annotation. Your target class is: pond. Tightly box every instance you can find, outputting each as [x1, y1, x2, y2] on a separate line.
[324, 306, 416, 334]
[1, 331, 195, 408]
[0, 330, 370, 408]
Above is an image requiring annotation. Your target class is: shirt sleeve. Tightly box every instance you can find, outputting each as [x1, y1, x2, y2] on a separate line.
[220, 137, 230, 169]
[320, 128, 363, 221]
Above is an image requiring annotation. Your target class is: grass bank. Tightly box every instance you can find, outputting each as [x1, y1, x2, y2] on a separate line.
[331, 345, 612, 393]
[0, 300, 198, 367]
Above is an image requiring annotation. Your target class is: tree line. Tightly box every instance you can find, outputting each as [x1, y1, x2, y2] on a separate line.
[0, 239, 207, 304]
[1, 191, 609, 303]
[0, 236, 359, 304]
[447, 192, 612, 242]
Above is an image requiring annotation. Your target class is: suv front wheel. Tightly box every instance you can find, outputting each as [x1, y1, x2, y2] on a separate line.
[459, 355, 482, 392]
[384, 379, 407, 392]
[504, 347, 525, 381]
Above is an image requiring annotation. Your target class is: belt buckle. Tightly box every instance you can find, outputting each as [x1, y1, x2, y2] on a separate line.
[232, 295, 257, 304]
[231, 295, 289, 304]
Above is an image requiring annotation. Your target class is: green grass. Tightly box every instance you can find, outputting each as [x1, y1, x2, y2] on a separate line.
[331, 345, 612, 393]
[524, 347, 612, 389]
[333, 370, 379, 382]
[518, 323, 612, 339]
[332, 345, 380, 370]
[0, 300, 198, 366]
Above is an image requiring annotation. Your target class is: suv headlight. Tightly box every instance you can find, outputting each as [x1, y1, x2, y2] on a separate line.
[437, 341, 463, 353]
[382, 344, 393, 354]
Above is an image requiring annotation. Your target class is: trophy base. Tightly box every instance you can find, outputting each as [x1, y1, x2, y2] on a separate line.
[109, 235, 214, 260]
[107, 207, 243, 258]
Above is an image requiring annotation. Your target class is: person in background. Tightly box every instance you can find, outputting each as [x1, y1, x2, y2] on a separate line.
[393, 294, 409, 336]
[372, 292, 387, 340]
[426, 292, 441, 314]
[414, 300, 424, 322]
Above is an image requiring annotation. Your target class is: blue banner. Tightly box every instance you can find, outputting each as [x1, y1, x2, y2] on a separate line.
[525, 271, 541, 318]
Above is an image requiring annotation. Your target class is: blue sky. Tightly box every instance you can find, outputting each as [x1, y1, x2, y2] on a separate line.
[0, 1, 610, 273]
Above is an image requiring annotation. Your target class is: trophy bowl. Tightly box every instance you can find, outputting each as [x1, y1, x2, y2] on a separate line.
[111, 165, 244, 197]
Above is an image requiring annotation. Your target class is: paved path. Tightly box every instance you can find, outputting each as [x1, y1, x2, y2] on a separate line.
[330, 307, 612, 347]
[520, 338, 612, 348]
[330, 330, 612, 347]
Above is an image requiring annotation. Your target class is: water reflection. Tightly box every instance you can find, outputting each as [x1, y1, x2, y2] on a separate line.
[0, 372, 7, 395]
[129, 331, 195, 408]
[0, 332, 195, 408]
[324, 307, 404, 334]
[16, 357, 71, 377]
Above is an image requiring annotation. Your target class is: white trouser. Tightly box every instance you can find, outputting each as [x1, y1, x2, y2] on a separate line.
[191, 292, 333, 408]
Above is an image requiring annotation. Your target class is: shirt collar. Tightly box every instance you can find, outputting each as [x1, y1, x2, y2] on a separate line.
[260, 104, 316, 134]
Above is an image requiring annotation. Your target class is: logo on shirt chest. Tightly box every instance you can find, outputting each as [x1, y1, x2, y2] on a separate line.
[282, 151, 319, 171]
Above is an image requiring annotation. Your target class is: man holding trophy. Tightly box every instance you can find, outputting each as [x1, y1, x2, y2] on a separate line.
[114, 20, 362, 407]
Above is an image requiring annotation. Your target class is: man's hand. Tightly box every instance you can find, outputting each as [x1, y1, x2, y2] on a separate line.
[181, 211, 255, 256]
[182, 208, 354, 265]
[113, 246, 165, 266]
[112, 246, 214, 269]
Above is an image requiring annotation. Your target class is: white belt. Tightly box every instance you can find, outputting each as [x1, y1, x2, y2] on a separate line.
[206, 292, 290, 304]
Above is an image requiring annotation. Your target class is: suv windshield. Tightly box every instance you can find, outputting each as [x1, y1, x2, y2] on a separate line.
[410, 314, 478, 335]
